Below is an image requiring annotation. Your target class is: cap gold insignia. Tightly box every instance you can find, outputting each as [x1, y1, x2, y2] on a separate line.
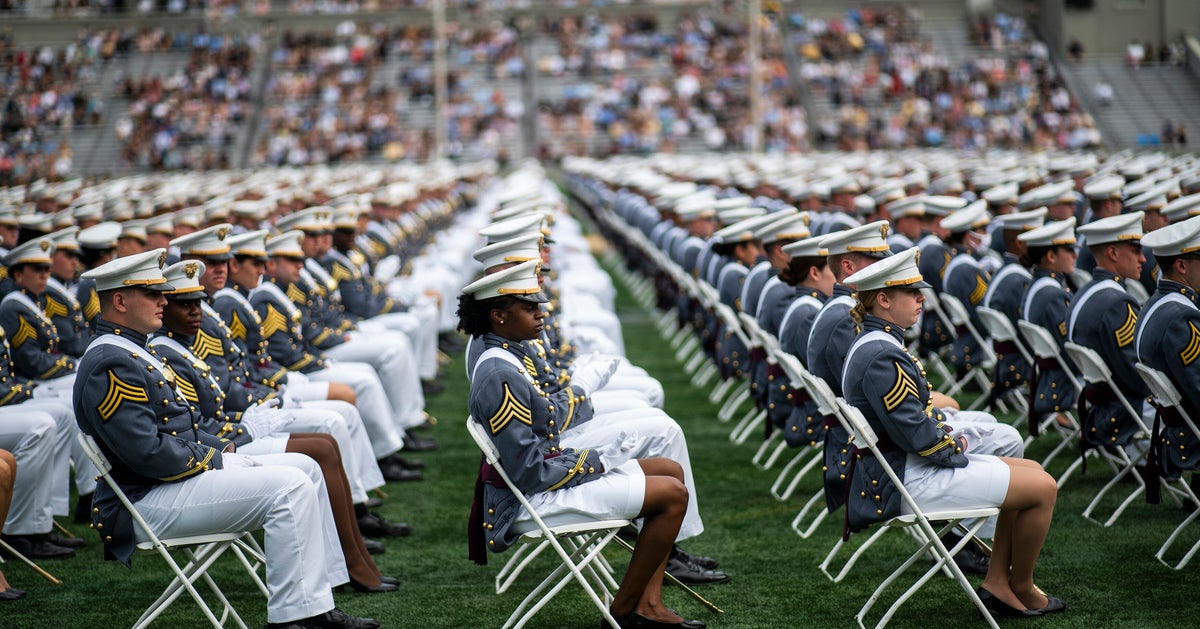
[39, 240, 50, 251]
[915, 250, 921, 264]
[879, 224, 890, 239]
[184, 262, 198, 279]
[801, 214, 811, 226]
[158, 251, 167, 268]
[217, 227, 230, 240]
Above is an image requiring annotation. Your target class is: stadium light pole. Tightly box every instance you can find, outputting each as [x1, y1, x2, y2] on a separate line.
[747, 0, 763, 152]
[433, 0, 448, 160]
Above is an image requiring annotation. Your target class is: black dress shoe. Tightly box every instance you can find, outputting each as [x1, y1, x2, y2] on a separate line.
[263, 607, 381, 629]
[671, 545, 718, 570]
[380, 462, 424, 482]
[357, 511, 412, 538]
[0, 534, 75, 560]
[73, 492, 94, 524]
[379, 575, 398, 586]
[976, 587, 1043, 618]
[362, 538, 386, 555]
[362, 497, 383, 509]
[47, 531, 86, 548]
[382, 453, 425, 469]
[402, 434, 439, 452]
[338, 579, 398, 594]
[941, 533, 990, 575]
[1034, 594, 1066, 614]
[664, 555, 730, 585]
[420, 379, 445, 396]
[0, 587, 26, 601]
[601, 611, 706, 629]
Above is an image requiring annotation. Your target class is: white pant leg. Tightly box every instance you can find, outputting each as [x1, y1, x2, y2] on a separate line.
[0, 409, 57, 535]
[591, 390, 652, 414]
[132, 455, 336, 623]
[19, 398, 80, 516]
[329, 332, 425, 428]
[250, 452, 348, 587]
[304, 400, 385, 498]
[559, 408, 704, 541]
[365, 309, 438, 381]
[307, 363, 405, 459]
[283, 371, 330, 402]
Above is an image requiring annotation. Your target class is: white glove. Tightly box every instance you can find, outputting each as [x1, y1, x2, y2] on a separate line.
[241, 400, 296, 440]
[569, 358, 619, 395]
[276, 386, 304, 410]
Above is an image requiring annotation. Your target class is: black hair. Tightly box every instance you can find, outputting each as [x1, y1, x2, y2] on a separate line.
[778, 255, 827, 287]
[711, 241, 737, 257]
[79, 246, 113, 267]
[1026, 245, 1054, 266]
[456, 293, 520, 337]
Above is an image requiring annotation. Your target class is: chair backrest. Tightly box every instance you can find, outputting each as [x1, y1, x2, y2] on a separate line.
[76, 432, 113, 476]
[800, 370, 839, 416]
[1017, 320, 1059, 359]
[977, 307, 1016, 342]
[938, 292, 970, 326]
[75, 432, 167, 547]
[1136, 363, 1200, 436]
[1063, 342, 1110, 384]
[466, 417, 503, 467]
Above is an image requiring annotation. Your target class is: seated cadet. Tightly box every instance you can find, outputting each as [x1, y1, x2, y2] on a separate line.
[460, 261, 706, 629]
[841, 248, 1063, 618]
[981, 208, 1047, 404]
[938, 201, 993, 376]
[255, 231, 427, 476]
[916, 197, 961, 355]
[772, 235, 834, 446]
[74, 221, 122, 332]
[0, 448, 22, 599]
[1067, 212, 1151, 452]
[740, 209, 801, 323]
[72, 248, 379, 629]
[1018, 219, 1081, 433]
[150, 260, 397, 592]
[1134, 216, 1200, 498]
[44, 227, 89, 359]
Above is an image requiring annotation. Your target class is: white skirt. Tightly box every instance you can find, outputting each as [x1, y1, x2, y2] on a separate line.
[900, 452, 1011, 516]
[510, 459, 646, 536]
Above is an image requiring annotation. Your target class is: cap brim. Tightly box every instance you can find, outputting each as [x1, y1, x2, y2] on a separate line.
[140, 281, 177, 292]
[912, 279, 932, 289]
[200, 252, 234, 261]
[165, 290, 206, 300]
[513, 291, 549, 304]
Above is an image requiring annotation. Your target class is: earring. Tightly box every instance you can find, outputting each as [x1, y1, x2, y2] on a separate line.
[499, 319, 505, 324]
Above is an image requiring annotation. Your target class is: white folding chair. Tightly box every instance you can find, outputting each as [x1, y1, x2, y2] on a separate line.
[837, 403, 1001, 629]
[917, 289, 971, 395]
[937, 293, 996, 411]
[976, 306, 1031, 415]
[1134, 363, 1200, 569]
[1062, 342, 1153, 527]
[728, 311, 771, 445]
[1015, 320, 1085, 482]
[465, 419, 627, 629]
[765, 360, 825, 505]
[76, 433, 266, 629]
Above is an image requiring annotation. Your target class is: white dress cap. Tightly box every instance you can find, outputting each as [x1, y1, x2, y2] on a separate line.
[843, 246, 931, 291]
[226, 229, 270, 259]
[1141, 215, 1200, 257]
[939, 200, 991, 233]
[170, 223, 233, 260]
[1162, 193, 1200, 224]
[1017, 218, 1078, 247]
[265, 230, 305, 259]
[992, 207, 1047, 232]
[472, 233, 542, 270]
[780, 234, 828, 258]
[3, 235, 55, 267]
[1077, 211, 1144, 245]
[80, 248, 173, 292]
[460, 258, 547, 303]
[819, 219, 892, 257]
[161, 260, 208, 299]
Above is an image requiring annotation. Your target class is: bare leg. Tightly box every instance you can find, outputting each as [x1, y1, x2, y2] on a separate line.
[609, 458, 688, 623]
[980, 459, 1057, 611]
[327, 382, 357, 405]
[0, 450, 15, 593]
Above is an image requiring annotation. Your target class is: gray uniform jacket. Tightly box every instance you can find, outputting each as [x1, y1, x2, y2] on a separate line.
[1134, 280, 1200, 479]
[841, 316, 967, 535]
[981, 256, 1032, 398]
[806, 283, 858, 511]
[45, 276, 89, 357]
[469, 333, 605, 554]
[774, 288, 827, 444]
[1021, 268, 1078, 423]
[0, 290, 75, 380]
[942, 251, 989, 371]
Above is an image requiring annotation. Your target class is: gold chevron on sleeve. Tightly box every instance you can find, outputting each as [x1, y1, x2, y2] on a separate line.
[1181, 322, 1200, 366]
[883, 362, 920, 412]
[487, 382, 532, 434]
[1114, 304, 1137, 348]
[261, 304, 288, 339]
[918, 436, 955, 457]
[969, 275, 987, 305]
[286, 283, 306, 304]
[169, 367, 200, 402]
[83, 289, 100, 320]
[190, 329, 225, 360]
[43, 296, 68, 319]
[98, 370, 150, 421]
[228, 311, 247, 341]
[330, 263, 353, 283]
[546, 449, 590, 491]
[11, 316, 36, 348]
[939, 251, 951, 277]
[522, 355, 537, 374]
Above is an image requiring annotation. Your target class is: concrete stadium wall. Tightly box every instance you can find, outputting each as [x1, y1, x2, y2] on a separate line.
[1044, 0, 1200, 58]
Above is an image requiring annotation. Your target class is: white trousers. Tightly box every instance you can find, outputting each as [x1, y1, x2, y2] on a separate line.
[307, 362, 406, 459]
[558, 408, 704, 542]
[327, 331, 425, 429]
[21, 397, 94, 516]
[133, 452, 340, 624]
[359, 308, 439, 380]
[0, 407, 57, 535]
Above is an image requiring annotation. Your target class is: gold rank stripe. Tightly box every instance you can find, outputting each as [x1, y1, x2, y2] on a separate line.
[1181, 322, 1200, 366]
[159, 448, 215, 482]
[918, 435, 955, 457]
[1114, 304, 1137, 348]
[171, 367, 200, 403]
[939, 251, 951, 277]
[487, 382, 533, 434]
[43, 295, 68, 319]
[1058, 321, 1067, 338]
[286, 355, 315, 371]
[969, 275, 987, 305]
[546, 449, 590, 491]
[522, 355, 537, 374]
[190, 329, 224, 360]
[883, 362, 920, 412]
[261, 305, 288, 339]
[330, 263, 354, 283]
[286, 283, 306, 304]
[83, 290, 100, 320]
[228, 311, 247, 341]
[11, 316, 36, 348]
[563, 388, 578, 431]
[98, 370, 150, 421]
[0, 384, 26, 405]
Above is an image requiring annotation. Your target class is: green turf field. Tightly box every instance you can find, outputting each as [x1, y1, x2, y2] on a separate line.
[4, 252, 1195, 628]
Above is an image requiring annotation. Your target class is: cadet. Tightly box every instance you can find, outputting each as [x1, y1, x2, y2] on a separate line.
[840, 247, 1063, 618]
[44, 227, 89, 358]
[1019, 219, 1081, 433]
[772, 235, 833, 445]
[1134, 215, 1200, 497]
[980, 208, 1047, 403]
[72, 248, 380, 629]
[1067, 212, 1151, 451]
[939, 201, 992, 374]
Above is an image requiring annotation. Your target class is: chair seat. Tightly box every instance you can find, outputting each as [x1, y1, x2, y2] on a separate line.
[137, 531, 247, 551]
[516, 519, 632, 542]
[888, 507, 1000, 527]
